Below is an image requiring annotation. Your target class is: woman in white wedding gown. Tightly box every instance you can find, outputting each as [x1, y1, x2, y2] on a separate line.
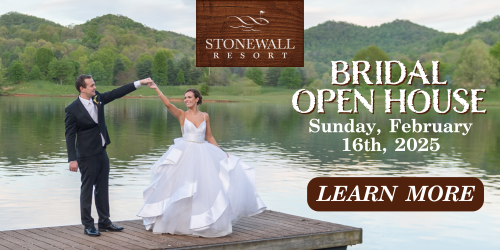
[137, 83, 266, 237]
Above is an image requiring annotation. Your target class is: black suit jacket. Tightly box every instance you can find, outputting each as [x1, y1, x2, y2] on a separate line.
[65, 83, 137, 162]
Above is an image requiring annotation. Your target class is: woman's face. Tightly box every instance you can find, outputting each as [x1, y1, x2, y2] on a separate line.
[184, 91, 199, 108]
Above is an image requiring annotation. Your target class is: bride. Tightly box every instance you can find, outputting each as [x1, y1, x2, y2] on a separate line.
[137, 83, 266, 237]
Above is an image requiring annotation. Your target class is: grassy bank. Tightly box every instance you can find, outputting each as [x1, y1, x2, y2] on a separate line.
[2, 81, 500, 106]
[0, 81, 297, 103]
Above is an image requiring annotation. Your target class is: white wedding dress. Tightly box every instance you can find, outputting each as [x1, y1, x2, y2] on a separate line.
[137, 116, 266, 237]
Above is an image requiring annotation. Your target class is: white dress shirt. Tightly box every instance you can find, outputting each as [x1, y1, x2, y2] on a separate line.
[78, 81, 142, 147]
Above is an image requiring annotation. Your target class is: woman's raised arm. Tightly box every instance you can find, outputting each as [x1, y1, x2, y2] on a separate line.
[149, 82, 184, 120]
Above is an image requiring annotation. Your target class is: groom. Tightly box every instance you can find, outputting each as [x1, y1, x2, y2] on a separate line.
[65, 75, 151, 236]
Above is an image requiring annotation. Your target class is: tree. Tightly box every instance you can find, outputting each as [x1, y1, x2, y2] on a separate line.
[454, 39, 500, 89]
[19, 29, 33, 42]
[99, 35, 117, 50]
[0, 61, 6, 86]
[190, 67, 204, 84]
[49, 58, 75, 85]
[199, 83, 209, 96]
[176, 69, 185, 85]
[491, 41, 500, 60]
[490, 41, 500, 86]
[245, 67, 264, 85]
[28, 65, 42, 81]
[71, 60, 81, 79]
[54, 50, 64, 60]
[204, 67, 231, 86]
[158, 49, 174, 60]
[35, 47, 55, 77]
[13, 47, 22, 54]
[167, 59, 176, 85]
[69, 46, 88, 61]
[82, 25, 103, 50]
[297, 67, 307, 86]
[136, 53, 154, 64]
[265, 67, 282, 86]
[88, 48, 116, 73]
[8, 53, 19, 67]
[135, 59, 152, 79]
[37, 24, 51, 41]
[178, 57, 191, 84]
[8, 60, 25, 84]
[0, 26, 8, 37]
[86, 48, 116, 84]
[1, 52, 11, 68]
[278, 67, 301, 88]
[152, 50, 168, 85]
[51, 33, 60, 43]
[19, 47, 36, 72]
[112, 57, 126, 85]
[352, 45, 390, 84]
[85, 61, 109, 85]
[303, 61, 318, 79]
[117, 54, 133, 70]
[69, 46, 89, 70]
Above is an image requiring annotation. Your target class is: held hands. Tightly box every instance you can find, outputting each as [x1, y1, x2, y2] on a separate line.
[148, 81, 158, 89]
[69, 161, 78, 172]
[139, 77, 153, 85]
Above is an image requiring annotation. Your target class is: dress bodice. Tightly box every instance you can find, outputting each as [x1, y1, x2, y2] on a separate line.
[182, 118, 206, 142]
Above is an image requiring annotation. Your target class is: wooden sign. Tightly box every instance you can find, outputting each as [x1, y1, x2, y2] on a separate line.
[196, 0, 304, 67]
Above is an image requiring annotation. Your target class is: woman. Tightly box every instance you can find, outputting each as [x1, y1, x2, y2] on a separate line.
[137, 83, 266, 237]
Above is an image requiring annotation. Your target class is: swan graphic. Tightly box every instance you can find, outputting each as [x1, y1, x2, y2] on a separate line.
[228, 11, 269, 31]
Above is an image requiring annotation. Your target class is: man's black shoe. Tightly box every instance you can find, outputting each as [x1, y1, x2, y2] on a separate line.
[84, 227, 101, 237]
[98, 223, 124, 232]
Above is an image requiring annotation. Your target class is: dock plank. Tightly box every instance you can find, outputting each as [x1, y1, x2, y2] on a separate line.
[52, 226, 125, 250]
[62, 225, 139, 250]
[2, 230, 60, 249]
[0, 231, 46, 250]
[35, 227, 96, 250]
[17, 229, 72, 249]
[119, 221, 199, 248]
[0, 210, 362, 250]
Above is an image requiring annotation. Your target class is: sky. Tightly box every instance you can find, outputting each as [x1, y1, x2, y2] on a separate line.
[0, 0, 499, 37]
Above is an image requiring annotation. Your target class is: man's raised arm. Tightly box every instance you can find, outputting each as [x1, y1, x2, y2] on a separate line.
[99, 78, 152, 105]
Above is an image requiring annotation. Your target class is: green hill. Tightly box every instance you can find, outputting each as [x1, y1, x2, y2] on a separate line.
[304, 19, 463, 73]
[463, 15, 500, 40]
[0, 12, 198, 86]
[0, 11, 62, 30]
[1, 12, 499, 90]
[304, 16, 500, 77]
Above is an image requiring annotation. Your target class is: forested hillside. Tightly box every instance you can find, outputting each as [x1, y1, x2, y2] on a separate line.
[1, 11, 500, 92]
[305, 16, 500, 88]
[0, 12, 199, 86]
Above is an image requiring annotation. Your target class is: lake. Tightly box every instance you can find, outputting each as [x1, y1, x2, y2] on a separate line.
[0, 96, 499, 249]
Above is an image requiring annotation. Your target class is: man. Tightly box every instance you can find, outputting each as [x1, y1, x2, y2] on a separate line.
[65, 75, 151, 236]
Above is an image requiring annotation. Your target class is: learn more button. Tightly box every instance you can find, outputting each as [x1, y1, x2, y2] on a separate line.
[307, 177, 484, 211]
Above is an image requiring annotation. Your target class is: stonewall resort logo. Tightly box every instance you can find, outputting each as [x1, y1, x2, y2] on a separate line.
[196, 0, 304, 67]
[228, 11, 269, 31]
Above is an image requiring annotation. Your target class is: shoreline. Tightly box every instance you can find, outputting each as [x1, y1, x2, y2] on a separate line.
[7, 94, 500, 106]
[10, 94, 236, 102]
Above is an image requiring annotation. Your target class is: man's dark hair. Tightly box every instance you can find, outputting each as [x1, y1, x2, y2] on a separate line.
[75, 75, 92, 93]
[185, 88, 203, 105]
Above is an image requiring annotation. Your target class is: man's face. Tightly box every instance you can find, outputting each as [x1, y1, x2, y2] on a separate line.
[80, 78, 96, 97]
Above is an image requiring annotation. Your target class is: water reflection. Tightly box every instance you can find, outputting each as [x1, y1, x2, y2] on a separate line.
[0, 96, 499, 249]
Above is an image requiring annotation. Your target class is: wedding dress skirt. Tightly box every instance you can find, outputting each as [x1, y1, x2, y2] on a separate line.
[137, 118, 266, 237]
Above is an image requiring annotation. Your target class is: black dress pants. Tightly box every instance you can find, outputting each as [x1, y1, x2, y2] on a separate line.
[78, 149, 112, 228]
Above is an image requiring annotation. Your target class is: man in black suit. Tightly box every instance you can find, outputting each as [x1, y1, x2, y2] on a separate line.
[65, 75, 151, 236]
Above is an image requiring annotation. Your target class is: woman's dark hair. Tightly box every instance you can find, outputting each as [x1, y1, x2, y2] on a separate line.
[75, 75, 92, 93]
[185, 88, 203, 105]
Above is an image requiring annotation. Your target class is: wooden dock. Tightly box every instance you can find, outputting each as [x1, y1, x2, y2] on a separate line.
[0, 210, 362, 250]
